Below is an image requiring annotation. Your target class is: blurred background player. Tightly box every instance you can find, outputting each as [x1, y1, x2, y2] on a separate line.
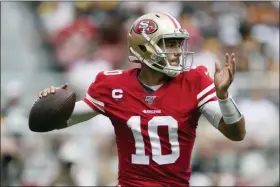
[1, 1, 279, 186]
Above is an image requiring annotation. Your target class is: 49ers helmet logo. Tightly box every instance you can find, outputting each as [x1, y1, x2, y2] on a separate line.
[133, 19, 158, 34]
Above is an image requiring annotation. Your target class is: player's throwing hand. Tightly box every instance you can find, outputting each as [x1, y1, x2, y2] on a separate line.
[38, 83, 68, 98]
[214, 53, 236, 99]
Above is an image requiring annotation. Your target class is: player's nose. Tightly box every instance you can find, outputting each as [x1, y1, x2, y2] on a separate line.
[173, 47, 181, 56]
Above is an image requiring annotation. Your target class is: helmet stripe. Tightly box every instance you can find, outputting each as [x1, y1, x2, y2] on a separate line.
[162, 13, 181, 29]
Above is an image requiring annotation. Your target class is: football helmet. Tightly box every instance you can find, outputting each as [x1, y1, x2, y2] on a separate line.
[128, 12, 194, 77]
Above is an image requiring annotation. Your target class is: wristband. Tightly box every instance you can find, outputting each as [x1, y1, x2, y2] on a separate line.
[218, 93, 243, 124]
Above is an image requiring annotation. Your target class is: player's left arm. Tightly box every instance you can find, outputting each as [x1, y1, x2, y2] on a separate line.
[198, 53, 246, 141]
[214, 53, 245, 141]
[200, 99, 245, 141]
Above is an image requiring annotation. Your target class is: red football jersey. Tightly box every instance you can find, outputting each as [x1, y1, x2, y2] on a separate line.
[83, 66, 217, 187]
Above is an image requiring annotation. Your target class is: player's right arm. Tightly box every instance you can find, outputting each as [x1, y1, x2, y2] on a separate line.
[37, 71, 110, 130]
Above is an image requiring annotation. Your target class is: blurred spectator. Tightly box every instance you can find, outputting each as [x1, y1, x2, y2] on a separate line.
[179, 14, 203, 51]
[51, 18, 97, 71]
[238, 88, 279, 147]
[143, 2, 183, 19]
[38, 2, 75, 36]
[193, 38, 222, 78]
[1, 118, 23, 186]
[66, 17, 127, 94]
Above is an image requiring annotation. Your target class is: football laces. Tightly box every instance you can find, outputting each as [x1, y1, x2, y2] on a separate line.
[32, 98, 40, 106]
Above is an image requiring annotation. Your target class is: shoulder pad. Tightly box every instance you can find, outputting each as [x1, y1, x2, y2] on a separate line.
[192, 65, 209, 75]
[184, 65, 210, 80]
[93, 69, 124, 84]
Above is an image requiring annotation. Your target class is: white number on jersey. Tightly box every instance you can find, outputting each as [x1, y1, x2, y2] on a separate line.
[127, 116, 180, 165]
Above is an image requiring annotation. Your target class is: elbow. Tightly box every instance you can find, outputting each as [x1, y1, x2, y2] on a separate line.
[229, 117, 246, 141]
[228, 129, 246, 141]
[238, 129, 247, 141]
[229, 132, 246, 141]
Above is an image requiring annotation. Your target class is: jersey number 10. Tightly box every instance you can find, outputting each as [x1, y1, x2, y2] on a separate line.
[103, 71, 180, 165]
[127, 116, 180, 165]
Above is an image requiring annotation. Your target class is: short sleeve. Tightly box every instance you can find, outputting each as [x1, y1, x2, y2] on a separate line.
[83, 72, 107, 114]
[195, 66, 217, 108]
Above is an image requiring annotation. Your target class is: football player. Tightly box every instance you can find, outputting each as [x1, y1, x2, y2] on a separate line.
[36, 12, 246, 186]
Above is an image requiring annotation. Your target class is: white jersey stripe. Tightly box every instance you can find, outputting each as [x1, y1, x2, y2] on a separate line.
[85, 93, 104, 106]
[197, 83, 215, 99]
[85, 93, 105, 113]
[198, 92, 216, 107]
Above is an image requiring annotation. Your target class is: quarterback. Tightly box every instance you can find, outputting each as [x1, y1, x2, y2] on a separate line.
[37, 13, 246, 186]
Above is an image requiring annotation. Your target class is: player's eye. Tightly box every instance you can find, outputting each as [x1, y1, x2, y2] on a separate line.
[166, 42, 178, 48]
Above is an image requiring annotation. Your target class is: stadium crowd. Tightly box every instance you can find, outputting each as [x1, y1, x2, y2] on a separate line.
[1, 1, 279, 186]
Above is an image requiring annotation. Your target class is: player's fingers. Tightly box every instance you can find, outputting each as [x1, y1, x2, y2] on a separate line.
[224, 53, 230, 67]
[38, 91, 43, 98]
[231, 53, 236, 75]
[47, 87, 52, 94]
[215, 59, 222, 73]
[60, 83, 68, 90]
[227, 66, 234, 81]
[42, 88, 49, 97]
[50, 86, 56, 94]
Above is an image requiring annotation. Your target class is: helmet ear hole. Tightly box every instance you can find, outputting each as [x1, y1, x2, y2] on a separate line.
[138, 45, 147, 52]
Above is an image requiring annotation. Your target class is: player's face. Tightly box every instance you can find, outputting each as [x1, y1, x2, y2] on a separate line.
[158, 38, 182, 67]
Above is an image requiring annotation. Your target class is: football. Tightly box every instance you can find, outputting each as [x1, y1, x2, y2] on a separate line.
[29, 89, 76, 132]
